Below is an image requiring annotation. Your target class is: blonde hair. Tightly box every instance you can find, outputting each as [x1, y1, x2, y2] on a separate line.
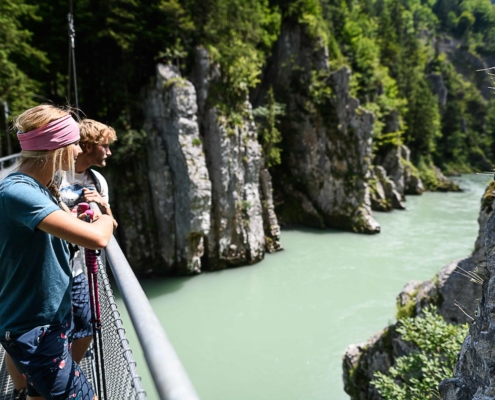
[78, 119, 117, 148]
[13, 104, 79, 199]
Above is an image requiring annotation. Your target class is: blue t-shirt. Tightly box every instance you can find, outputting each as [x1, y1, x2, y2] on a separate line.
[0, 173, 71, 337]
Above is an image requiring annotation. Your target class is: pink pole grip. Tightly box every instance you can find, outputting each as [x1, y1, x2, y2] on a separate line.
[77, 202, 90, 214]
[86, 250, 98, 274]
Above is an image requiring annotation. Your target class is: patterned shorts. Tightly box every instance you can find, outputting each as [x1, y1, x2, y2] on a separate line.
[0, 321, 95, 400]
[72, 273, 93, 340]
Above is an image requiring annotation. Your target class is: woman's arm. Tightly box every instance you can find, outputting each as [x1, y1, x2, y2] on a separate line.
[38, 210, 114, 250]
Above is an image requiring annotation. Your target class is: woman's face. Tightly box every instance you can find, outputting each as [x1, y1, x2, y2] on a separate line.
[61, 141, 82, 171]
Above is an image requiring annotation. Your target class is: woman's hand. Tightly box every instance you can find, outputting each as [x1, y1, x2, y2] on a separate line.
[77, 210, 102, 222]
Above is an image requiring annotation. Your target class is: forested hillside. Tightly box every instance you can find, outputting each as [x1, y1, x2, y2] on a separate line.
[2, 0, 495, 173]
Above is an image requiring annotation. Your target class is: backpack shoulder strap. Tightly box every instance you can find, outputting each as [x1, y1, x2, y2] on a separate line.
[88, 169, 102, 194]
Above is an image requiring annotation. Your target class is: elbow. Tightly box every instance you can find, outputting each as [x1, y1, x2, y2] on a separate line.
[87, 233, 111, 250]
[86, 217, 114, 249]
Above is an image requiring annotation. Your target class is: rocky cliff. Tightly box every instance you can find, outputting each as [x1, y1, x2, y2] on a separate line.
[343, 180, 494, 399]
[192, 47, 282, 270]
[107, 23, 468, 275]
[110, 62, 282, 275]
[439, 180, 495, 400]
[253, 21, 380, 234]
[142, 64, 212, 274]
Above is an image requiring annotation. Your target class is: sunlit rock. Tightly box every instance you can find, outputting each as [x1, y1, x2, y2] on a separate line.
[369, 166, 405, 211]
[142, 63, 212, 274]
[253, 21, 380, 234]
[375, 145, 424, 199]
[192, 47, 282, 269]
[439, 180, 495, 400]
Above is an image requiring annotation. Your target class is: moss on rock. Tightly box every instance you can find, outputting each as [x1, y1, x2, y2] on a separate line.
[418, 158, 461, 192]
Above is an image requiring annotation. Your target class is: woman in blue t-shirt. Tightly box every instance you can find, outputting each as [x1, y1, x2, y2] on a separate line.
[0, 105, 115, 400]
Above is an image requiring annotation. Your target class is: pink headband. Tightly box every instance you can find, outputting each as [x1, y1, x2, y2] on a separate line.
[17, 114, 80, 151]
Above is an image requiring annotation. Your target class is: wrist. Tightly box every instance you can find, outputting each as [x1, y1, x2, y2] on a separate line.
[98, 202, 110, 214]
[101, 214, 117, 229]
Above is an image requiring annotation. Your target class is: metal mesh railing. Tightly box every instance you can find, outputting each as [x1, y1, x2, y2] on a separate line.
[0, 153, 20, 181]
[0, 253, 146, 400]
[95, 252, 146, 399]
[0, 153, 20, 169]
[0, 348, 14, 400]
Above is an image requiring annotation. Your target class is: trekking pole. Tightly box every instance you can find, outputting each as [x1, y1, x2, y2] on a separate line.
[77, 202, 107, 400]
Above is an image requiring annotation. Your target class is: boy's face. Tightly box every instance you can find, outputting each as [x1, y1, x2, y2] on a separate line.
[87, 135, 112, 168]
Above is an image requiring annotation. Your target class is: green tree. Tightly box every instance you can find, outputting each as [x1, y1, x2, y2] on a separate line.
[0, 0, 46, 115]
[253, 87, 285, 167]
[372, 307, 468, 400]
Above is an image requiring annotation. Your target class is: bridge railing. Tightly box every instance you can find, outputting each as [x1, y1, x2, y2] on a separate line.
[0, 153, 20, 181]
[104, 236, 200, 400]
[0, 153, 20, 165]
[94, 251, 146, 399]
[0, 153, 20, 171]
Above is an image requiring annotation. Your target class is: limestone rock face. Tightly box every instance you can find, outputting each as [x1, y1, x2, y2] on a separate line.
[369, 166, 405, 211]
[343, 181, 494, 399]
[254, 21, 379, 234]
[378, 147, 406, 196]
[142, 64, 212, 274]
[375, 145, 424, 199]
[192, 47, 282, 269]
[396, 258, 482, 325]
[370, 144, 425, 211]
[439, 182, 495, 400]
[260, 169, 283, 253]
[111, 54, 282, 274]
[433, 165, 462, 192]
[436, 35, 494, 99]
[202, 104, 266, 268]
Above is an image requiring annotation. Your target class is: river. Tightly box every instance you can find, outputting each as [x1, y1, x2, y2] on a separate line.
[116, 173, 492, 400]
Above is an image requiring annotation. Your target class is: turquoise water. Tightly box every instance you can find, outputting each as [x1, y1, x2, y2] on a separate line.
[116, 174, 492, 400]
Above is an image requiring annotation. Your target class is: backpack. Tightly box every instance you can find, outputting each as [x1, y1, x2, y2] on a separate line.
[56, 169, 102, 261]
[87, 169, 102, 194]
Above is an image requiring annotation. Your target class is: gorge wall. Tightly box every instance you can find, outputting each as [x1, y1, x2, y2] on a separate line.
[191, 47, 275, 270]
[439, 181, 495, 399]
[343, 181, 494, 399]
[109, 60, 282, 275]
[108, 21, 393, 274]
[253, 21, 380, 234]
[107, 19, 461, 274]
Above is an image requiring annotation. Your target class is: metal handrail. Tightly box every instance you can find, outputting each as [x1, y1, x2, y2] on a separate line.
[0, 153, 20, 165]
[105, 236, 200, 400]
[0, 153, 20, 180]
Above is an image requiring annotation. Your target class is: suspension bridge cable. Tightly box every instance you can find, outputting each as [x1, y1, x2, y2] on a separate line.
[68, 0, 79, 115]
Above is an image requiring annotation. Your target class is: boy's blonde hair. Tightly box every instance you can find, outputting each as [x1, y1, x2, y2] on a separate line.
[13, 104, 79, 199]
[78, 119, 117, 148]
